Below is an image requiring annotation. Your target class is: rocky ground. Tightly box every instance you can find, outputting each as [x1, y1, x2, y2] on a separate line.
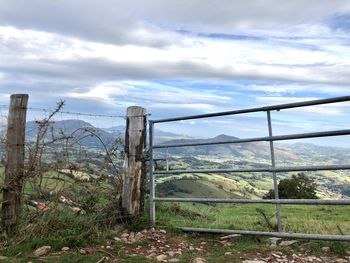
[7, 228, 350, 262]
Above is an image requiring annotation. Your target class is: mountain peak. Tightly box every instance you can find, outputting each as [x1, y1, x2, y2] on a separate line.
[213, 134, 239, 141]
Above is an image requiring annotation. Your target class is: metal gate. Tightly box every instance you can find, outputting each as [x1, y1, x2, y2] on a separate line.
[149, 96, 350, 241]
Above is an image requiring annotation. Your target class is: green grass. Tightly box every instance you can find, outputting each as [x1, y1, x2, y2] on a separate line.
[154, 203, 350, 235]
[1, 163, 350, 262]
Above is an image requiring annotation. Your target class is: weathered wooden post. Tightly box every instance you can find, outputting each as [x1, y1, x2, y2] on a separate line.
[2, 94, 28, 235]
[121, 106, 147, 216]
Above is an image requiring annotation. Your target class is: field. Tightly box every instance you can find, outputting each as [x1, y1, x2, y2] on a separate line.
[0, 166, 350, 262]
[154, 202, 350, 235]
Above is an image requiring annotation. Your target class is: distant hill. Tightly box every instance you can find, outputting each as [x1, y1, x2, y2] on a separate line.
[7, 119, 350, 164]
[1, 119, 350, 198]
[24, 119, 192, 148]
[101, 126, 192, 143]
[25, 119, 116, 148]
[158, 134, 300, 161]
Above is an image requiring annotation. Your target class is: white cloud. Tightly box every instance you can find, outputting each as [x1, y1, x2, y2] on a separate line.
[2, 25, 350, 87]
[1, 0, 349, 47]
[246, 84, 350, 96]
[65, 81, 231, 112]
[256, 96, 350, 116]
[1, 0, 350, 132]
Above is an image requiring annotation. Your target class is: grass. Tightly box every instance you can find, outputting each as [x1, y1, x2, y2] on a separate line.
[0, 201, 349, 262]
[0, 164, 350, 262]
[154, 202, 350, 235]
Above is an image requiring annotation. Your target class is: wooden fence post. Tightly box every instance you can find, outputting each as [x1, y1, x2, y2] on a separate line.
[1, 94, 28, 235]
[121, 106, 147, 216]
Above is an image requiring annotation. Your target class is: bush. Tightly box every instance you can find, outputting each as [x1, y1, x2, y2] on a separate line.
[263, 173, 318, 199]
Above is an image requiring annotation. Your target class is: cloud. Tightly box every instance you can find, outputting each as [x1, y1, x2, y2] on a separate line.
[67, 81, 231, 112]
[255, 96, 350, 116]
[1, 0, 350, 47]
[246, 83, 350, 96]
[0, 1, 179, 47]
[328, 13, 350, 33]
[1, 0, 350, 135]
[2, 26, 350, 89]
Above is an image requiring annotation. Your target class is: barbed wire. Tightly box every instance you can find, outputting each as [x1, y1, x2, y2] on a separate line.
[0, 105, 150, 118]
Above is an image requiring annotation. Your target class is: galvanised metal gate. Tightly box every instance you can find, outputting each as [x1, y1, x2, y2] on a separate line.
[149, 96, 350, 241]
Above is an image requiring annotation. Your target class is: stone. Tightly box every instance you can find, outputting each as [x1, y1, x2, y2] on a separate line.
[299, 242, 317, 251]
[271, 253, 282, 258]
[134, 232, 144, 241]
[113, 237, 121, 242]
[268, 237, 282, 246]
[79, 249, 87, 255]
[168, 259, 180, 263]
[148, 253, 157, 258]
[321, 247, 331, 253]
[121, 233, 129, 238]
[192, 258, 206, 263]
[242, 261, 266, 263]
[220, 234, 242, 240]
[61, 247, 70, 251]
[156, 254, 168, 262]
[279, 240, 298, 246]
[167, 251, 176, 257]
[159, 229, 167, 234]
[336, 259, 346, 263]
[34, 246, 51, 257]
[224, 252, 232, 255]
[0, 256, 8, 260]
[71, 207, 81, 213]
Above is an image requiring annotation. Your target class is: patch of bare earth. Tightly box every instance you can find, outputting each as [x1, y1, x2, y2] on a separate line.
[33, 229, 350, 262]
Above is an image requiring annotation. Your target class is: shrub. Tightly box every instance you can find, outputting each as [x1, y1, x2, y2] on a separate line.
[263, 173, 318, 199]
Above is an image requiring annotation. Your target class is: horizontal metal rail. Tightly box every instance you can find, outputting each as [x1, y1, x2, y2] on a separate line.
[155, 197, 350, 205]
[154, 164, 350, 175]
[153, 129, 350, 149]
[150, 95, 350, 241]
[181, 228, 350, 242]
[153, 95, 350, 123]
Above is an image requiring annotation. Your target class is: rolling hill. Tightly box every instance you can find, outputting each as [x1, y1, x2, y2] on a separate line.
[2, 119, 350, 199]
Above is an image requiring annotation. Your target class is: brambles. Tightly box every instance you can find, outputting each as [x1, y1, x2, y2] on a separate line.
[0, 100, 127, 244]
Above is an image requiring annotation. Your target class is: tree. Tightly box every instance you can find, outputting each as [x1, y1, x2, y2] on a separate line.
[263, 173, 319, 199]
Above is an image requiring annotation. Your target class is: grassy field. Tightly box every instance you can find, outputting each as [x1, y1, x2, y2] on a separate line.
[154, 202, 350, 235]
[0, 165, 350, 262]
[1, 201, 349, 263]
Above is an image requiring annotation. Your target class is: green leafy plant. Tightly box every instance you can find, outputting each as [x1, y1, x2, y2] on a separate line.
[263, 173, 319, 199]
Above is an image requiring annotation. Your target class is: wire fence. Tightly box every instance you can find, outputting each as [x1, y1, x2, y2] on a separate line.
[0, 102, 132, 223]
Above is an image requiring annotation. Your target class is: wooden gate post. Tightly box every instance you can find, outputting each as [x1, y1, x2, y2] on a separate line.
[2, 94, 28, 235]
[121, 106, 147, 216]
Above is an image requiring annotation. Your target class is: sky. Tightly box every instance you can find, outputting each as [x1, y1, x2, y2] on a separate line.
[1, 0, 350, 146]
